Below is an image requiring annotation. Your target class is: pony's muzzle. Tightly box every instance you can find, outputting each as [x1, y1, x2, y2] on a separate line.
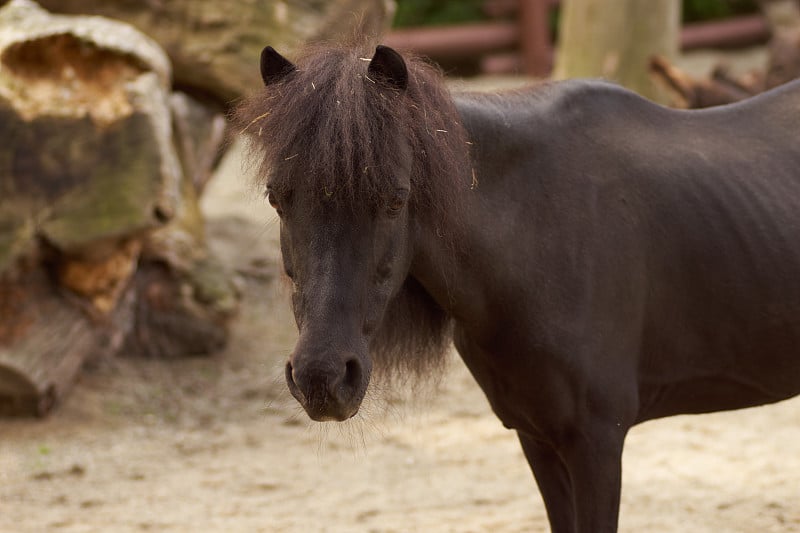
[285, 352, 370, 422]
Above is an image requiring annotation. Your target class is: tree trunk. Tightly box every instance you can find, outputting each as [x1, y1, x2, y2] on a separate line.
[554, 0, 681, 103]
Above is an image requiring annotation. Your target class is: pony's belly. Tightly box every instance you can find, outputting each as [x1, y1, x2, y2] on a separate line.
[636, 372, 800, 423]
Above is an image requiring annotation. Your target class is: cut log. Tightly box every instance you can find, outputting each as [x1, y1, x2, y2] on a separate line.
[0, 269, 118, 416]
[0, 0, 179, 274]
[37, 0, 397, 105]
[121, 259, 234, 359]
[649, 55, 756, 108]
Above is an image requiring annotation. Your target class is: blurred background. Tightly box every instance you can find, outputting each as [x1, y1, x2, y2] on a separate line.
[387, 0, 796, 103]
[1, 1, 798, 532]
[390, 0, 759, 77]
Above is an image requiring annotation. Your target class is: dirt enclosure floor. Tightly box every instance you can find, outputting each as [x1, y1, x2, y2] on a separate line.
[2, 71, 800, 532]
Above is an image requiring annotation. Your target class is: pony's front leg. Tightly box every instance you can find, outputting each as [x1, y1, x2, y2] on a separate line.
[558, 421, 627, 533]
[518, 432, 576, 533]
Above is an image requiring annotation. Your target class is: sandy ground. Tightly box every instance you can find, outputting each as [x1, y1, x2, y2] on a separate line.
[2, 66, 800, 532]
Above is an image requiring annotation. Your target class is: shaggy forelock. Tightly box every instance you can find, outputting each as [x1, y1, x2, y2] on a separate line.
[232, 42, 471, 222]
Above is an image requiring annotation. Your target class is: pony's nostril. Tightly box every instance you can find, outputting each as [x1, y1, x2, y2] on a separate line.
[285, 361, 299, 391]
[343, 358, 362, 390]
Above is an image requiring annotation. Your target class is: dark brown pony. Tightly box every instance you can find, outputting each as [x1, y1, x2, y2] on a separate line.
[234, 42, 800, 533]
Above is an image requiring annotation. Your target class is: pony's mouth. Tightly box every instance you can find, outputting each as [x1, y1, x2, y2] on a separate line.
[285, 360, 366, 422]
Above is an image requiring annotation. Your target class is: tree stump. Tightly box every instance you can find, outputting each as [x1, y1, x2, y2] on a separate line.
[0, 265, 135, 416]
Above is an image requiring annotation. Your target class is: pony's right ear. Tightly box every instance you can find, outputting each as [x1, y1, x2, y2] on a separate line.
[368, 45, 408, 91]
[260, 46, 296, 85]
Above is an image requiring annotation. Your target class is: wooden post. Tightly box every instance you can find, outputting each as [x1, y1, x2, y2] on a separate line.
[518, 0, 552, 76]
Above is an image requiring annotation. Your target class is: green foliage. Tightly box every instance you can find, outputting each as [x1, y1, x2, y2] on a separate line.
[682, 0, 759, 22]
[393, 0, 487, 28]
[393, 0, 760, 28]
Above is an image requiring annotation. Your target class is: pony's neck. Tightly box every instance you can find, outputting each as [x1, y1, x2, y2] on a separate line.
[409, 193, 498, 342]
[408, 147, 490, 338]
[408, 90, 542, 340]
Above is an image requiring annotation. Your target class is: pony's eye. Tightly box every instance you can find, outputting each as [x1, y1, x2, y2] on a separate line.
[387, 199, 403, 213]
[386, 190, 409, 216]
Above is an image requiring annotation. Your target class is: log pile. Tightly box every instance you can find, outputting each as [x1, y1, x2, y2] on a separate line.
[0, 0, 395, 416]
[650, 0, 800, 107]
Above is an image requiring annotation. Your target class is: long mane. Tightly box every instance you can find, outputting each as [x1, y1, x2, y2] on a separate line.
[232, 42, 472, 382]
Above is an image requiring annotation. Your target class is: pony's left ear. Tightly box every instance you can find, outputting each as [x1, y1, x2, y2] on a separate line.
[260, 46, 296, 85]
[368, 45, 408, 91]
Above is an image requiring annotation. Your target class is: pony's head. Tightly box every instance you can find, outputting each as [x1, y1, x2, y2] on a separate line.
[234, 43, 470, 421]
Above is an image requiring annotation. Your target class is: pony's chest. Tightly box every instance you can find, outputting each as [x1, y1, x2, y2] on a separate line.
[452, 326, 562, 434]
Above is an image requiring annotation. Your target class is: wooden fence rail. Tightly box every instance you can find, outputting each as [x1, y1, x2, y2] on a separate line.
[384, 0, 770, 76]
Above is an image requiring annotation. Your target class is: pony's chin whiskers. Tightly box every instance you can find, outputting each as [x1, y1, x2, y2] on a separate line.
[259, 356, 299, 416]
[284, 382, 415, 456]
[299, 412, 373, 457]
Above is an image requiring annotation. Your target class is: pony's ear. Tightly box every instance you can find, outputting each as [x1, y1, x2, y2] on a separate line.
[260, 46, 296, 85]
[368, 45, 408, 91]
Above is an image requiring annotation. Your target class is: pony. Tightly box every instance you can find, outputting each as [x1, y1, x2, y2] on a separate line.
[233, 42, 800, 532]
